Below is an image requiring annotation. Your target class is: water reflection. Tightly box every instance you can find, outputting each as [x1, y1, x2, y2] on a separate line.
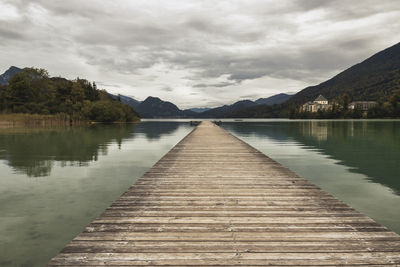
[135, 121, 180, 140]
[0, 121, 192, 267]
[0, 125, 134, 177]
[222, 120, 400, 195]
[0, 122, 183, 177]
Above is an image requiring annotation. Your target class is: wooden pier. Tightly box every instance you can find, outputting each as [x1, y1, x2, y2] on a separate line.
[49, 121, 400, 266]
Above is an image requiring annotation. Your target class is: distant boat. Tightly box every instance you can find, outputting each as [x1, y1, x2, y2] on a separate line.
[234, 119, 243, 122]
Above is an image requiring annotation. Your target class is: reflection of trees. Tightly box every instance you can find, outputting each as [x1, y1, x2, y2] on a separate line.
[0, 124, 136, 177]
[132, 121, 180, 141]
[223, 121, 400, 194]
[0, 121, 187, 177]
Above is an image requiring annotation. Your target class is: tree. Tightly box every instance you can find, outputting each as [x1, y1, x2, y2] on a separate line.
[0, 67, 139, 122]
[6, 68, 53, 113]
[77, 78, 100, 101]
[341, 94, 351, 111]
[388, 90, 400, 116]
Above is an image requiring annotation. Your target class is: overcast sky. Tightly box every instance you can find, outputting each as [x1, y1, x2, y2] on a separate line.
[0, 0, 399, 108]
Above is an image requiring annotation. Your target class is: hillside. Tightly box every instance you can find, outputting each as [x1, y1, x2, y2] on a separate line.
[231, 42, 400, 118]
[288, 42, 400, 105]
[135, 96, 196, 118]
[255, 93, 292, 105]
[118, 94, 141, 109]
[110, 94, 141, 109]
[198, 93, 292, 118]
[199, 100, 256, 118]
[188, 107, 210, 113]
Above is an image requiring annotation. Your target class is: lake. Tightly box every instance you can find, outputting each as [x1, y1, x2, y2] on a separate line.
[0, 119, 399, 266]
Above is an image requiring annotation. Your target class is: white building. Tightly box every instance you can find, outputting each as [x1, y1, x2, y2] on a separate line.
[348, 101, 377, 111]
[301, 95, 331, 112]
[314, 95, 328, 105]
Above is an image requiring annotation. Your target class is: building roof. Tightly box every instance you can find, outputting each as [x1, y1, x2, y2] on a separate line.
[314, 95, 328, 102]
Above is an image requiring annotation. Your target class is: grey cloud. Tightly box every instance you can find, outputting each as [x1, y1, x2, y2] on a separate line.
[0, 27, 25, 40]
[193, 82, 238, 88]
[161, 86, 173, 92]
[240, 94, 259, 99]
[96, 82, 121, 88]
[13, 0, 397, 83]
[338, 38, 375, 51]
[1, 0, 399, 106]
[5, 0, 111, 19]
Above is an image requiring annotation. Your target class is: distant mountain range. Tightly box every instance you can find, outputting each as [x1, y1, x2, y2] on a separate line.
[111, 93, 292, 118]
[0, 66, 23, 85]
[111, 95, 196, 118]
[7, 42, 398, 119]
[198, 93, 292, 118]
[134, 96, 197, 118]
[0, 65, 290, 119]
[189, 107, 211, 113]
[255, 93, 293, 105]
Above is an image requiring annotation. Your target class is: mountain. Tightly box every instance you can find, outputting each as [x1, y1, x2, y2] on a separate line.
[0, 66, 23, 85]
[107, 92, 291, 118]
[111, 94, 141, 109]
[197, 93, 292, 118]
[198, 100, 256, 118]
[230, 42, 400, 118]
[135, 96, 196, 118]
[189, 107, 211, 113]
[255, 93, 292, 105]
[287, 42, 400, 105]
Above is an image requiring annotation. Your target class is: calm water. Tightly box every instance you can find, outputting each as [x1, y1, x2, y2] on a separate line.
[0, 120, 399, 266]
[221, 120, 400, 233]
[0, 122, 193, 267]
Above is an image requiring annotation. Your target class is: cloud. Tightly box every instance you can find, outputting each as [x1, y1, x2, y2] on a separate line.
[161, 86, 173, 92]
[0, 27, 24, 40]
[1, 0, 399, 108]
[96, 82, 121, 88]
[240, 94, 260, 99]
[193, 82, 238, 88]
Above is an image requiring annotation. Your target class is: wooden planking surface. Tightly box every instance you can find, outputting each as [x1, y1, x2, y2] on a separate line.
[48, 121, 400, 266]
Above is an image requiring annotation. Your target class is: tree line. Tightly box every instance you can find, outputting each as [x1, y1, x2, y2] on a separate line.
[289, 91, 400, 119]
[0, 68, 139, 123]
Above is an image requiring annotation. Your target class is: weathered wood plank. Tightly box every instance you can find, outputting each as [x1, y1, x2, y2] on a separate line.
[48, 121, 400, 266]
[62, 241, 400, 253]
[49, 252, 400, 265]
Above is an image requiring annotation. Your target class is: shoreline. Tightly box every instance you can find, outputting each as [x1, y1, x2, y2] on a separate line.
[0, 113, 140, 128]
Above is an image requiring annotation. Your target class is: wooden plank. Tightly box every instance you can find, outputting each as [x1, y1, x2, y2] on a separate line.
[49, 252, 400, 265]
[48, 121, 400, 266]
[62, 240, 400, 253]
[84, 223, 388, 233]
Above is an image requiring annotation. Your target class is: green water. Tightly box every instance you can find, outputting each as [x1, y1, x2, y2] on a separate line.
[0, 120, 399, 266]
[0, 122, 193, 267]
[221, 120, 400, 233]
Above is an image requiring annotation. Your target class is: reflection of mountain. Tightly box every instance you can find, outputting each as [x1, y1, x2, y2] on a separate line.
[223, 121, 400, 194]
[0, 125, 137, 177]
